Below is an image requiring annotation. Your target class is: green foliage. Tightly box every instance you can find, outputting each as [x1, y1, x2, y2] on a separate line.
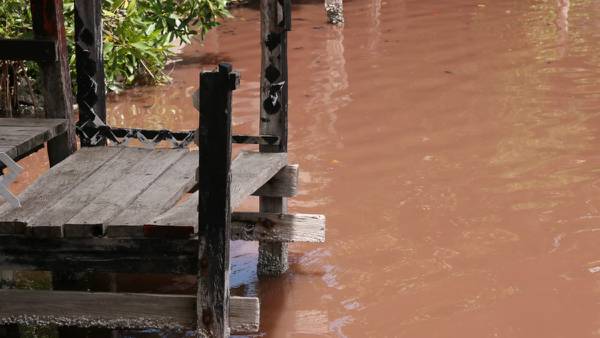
[0, 0, 32, 37]
[0, 0, 230, 92]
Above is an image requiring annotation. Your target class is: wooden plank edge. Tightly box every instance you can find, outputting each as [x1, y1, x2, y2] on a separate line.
[230, 296, 260, 334]
[0, 290, 259, 333]
[232, 212, 325, 243]
[252, 164, 299, 198]
[144, 212, 325, 242]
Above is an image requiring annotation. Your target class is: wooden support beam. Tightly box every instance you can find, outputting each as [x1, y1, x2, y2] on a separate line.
[197, 64, 237, 337]
[0, 39, 57, 62]
[253, 164, 299, 198]
[30, 0, 77, 165]
[0, 290, 259, 333]
[258, 0, 292, 276]
[232, 134, 279, 145]
[0, 236, 197, 275]
[232, 212, 325, 242]
[135, 212, 326, 242]
[74, 0, 107, 146]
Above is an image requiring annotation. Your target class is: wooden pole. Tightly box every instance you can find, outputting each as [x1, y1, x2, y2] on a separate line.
[258, 0, 292, 276]
[197, 63, 238, 337]
[75, 0, 107, 147]
[30, 0, 77, 166]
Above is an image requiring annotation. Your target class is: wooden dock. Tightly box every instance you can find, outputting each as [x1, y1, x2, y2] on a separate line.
[0, 0, 324, 337]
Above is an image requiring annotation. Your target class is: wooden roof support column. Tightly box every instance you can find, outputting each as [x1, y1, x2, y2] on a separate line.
[30, 0, 77, 165]
[74, 0, 107, 146]
[197, 64, 239, 337]
[258, 0, 292, 276]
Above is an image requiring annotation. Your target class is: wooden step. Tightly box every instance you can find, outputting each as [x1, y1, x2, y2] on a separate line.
[0, 289, 259, 334]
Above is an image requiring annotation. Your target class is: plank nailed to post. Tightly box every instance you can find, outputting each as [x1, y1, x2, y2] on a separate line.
[259, 0, 292, 276]
[75, 0, 107, 146]
[197, 63, 239, 337]
[30, 0, 77, 165]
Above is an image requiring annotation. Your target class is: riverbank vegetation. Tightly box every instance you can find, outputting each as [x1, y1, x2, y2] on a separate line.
[0, 0, 230, 92]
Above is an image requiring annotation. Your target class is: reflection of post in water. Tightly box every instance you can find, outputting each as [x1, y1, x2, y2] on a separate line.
[369, 0, 382, 54]
[556, 0, 569, 58]
[304, 26, 348, 153]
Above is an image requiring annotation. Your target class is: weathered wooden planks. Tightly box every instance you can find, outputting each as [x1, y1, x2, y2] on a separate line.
[106, 151, 198, 237]
[0, 147, 122, 234]
[231, 212, 325, 242]
[0, 118, 68, 160]
[0, 290, 259, 333]
[137, 212, 326, 242]
[147, 151, 287, 233]
[25, 147, 151, 238]
[63, 149, 188, 237]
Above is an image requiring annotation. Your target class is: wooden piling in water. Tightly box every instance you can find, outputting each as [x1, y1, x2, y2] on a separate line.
[258, 0, 292, 276]
[197, 64, 238, 337]
[325, 0, 345, 24]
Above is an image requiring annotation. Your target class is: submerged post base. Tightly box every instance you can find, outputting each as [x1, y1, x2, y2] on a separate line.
[258, 242, 289, 276]
[325, 0, 344, 25]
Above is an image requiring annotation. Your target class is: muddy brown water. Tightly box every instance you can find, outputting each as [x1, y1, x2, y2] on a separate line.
[8, 0, 600, 336]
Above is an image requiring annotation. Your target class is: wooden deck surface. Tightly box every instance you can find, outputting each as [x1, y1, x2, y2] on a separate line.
[0, 147, 302, 239]
[0, 118, 68, 160]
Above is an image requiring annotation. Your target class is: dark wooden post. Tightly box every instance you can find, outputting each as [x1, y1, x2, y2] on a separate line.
[258, 0, 292, 276]
[197, 63, 238, 337]
[30, 0, 77, 165]
[75, 0, 107, 147]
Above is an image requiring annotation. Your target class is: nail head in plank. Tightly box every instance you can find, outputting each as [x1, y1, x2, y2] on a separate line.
[63, 148, 188, 238]
[0, 147, 122, 235]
